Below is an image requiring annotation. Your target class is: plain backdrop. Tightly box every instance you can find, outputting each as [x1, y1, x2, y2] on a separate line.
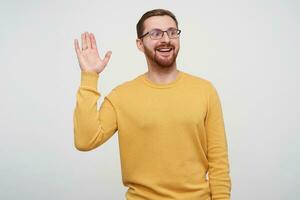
[0, 0, 299, 199]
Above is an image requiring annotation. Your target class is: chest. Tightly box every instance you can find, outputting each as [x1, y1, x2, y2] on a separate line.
[118, 89, 208, 130]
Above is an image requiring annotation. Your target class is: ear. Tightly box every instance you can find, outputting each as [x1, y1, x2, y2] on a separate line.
[136, 38, 145, 53]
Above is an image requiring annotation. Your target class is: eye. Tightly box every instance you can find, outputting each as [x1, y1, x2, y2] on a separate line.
[150, 30, 162, 38]
[168, 28, 178, 37]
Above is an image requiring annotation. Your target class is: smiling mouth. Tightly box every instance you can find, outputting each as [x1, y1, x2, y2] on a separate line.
[156, 47, 173, 53]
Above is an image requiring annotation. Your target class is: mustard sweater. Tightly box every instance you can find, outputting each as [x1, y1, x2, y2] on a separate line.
[73, 70, 231, 200]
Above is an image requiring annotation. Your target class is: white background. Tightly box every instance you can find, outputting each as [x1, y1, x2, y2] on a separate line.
[0, 0, 299, 199]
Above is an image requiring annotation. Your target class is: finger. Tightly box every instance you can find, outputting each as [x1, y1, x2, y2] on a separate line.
[102, 51, 112, 66]
[81, 32, 87, 50]
[86, 32, 92, 49]
[74, 39, 81, 56]
[90, 33, 97, 49]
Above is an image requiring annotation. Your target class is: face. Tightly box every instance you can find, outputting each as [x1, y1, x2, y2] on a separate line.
[137, 15, 180, 68]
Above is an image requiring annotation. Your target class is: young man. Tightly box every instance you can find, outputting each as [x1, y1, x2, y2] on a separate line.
[73, 9, 231, 200]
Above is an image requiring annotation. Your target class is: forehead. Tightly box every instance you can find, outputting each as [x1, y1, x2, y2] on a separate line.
[143, 15, 177, 32]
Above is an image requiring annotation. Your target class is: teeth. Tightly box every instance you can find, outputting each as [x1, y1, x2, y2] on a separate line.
[157, 48, 172, 52]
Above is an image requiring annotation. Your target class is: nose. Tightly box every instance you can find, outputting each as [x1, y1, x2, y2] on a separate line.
[160, 31, 170, 43]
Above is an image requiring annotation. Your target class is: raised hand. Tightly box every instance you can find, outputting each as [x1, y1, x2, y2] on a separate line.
[74, 32, 112, 74]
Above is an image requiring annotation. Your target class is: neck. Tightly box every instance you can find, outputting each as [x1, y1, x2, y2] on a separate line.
[145, 60, 179, 84]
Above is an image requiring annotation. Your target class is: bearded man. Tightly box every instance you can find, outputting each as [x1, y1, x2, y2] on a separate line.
[73, 8, 231, 200]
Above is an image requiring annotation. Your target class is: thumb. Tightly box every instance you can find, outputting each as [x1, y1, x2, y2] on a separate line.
[102, 51, 112, 66]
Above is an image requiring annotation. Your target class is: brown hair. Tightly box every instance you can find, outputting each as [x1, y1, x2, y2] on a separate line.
[136, 9, 178, 38]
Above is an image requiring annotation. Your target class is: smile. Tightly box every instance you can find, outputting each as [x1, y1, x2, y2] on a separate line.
[156, 47, 173, 52]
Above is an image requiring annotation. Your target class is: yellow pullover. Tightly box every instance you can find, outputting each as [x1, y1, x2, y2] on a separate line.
[73, 70, 231, 200]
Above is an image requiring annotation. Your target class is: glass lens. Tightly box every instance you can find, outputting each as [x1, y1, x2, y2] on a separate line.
[148, 28, 180, 39]
[149, 29, 163, 39]
[167, 28, 179, 38]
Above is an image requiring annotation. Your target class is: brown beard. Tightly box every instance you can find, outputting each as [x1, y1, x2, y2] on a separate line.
[143, 44, 179, 68]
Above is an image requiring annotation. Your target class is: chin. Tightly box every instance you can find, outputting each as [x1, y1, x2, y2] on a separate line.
[155, 59, 175, 68]
[154, 55, 177, 68]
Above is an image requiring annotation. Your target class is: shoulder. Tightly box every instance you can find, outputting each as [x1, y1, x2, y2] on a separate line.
[113, 74, 142, 91]
[106, 73, 143, 99]
[181, 71, 216, 92]
[182, 72, 223, 108]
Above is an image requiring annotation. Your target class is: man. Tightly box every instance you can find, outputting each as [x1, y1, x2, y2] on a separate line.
[73, 8, 231, 200]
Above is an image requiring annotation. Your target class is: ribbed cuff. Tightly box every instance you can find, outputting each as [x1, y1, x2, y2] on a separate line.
[80, 71, 99, 90]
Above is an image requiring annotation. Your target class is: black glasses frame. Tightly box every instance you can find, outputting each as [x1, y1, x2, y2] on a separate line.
[139, 28, 181, 40]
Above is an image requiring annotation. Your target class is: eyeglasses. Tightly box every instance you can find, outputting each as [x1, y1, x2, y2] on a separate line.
[139, 28, 181, 40]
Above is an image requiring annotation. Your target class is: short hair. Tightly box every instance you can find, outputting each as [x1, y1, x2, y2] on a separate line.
[136, 9, 178, 39]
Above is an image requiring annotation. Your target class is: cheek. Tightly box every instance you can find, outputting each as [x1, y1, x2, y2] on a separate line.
[144, 44, 157, 53]
[144, 39, 160, 49]
[173, 39, 180, 47]
[150, 42, 159, 49]
[173, 41, 180, 51]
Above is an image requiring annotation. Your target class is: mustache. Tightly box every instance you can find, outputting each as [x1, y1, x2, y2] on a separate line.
[155, 44, 175, 49]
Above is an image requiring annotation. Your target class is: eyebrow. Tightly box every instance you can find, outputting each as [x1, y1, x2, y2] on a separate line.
[149, 27, 177, 31]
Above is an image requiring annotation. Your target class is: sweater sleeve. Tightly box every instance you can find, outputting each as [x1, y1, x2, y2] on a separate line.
[205, 83, 231, 199]
[73, 71, 118, 151]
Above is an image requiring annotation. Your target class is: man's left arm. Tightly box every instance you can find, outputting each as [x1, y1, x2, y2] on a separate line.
[205, 83, 231, 200]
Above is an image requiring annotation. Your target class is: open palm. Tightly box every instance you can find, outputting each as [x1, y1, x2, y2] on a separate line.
[74, 32, 112, 74]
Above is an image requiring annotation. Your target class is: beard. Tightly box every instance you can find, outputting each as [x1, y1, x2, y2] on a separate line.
[143, 43, 179, 68]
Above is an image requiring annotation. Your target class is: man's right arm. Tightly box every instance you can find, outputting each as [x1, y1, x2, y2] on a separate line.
[73, 32, 116, 151]
[73, 71, 118, 151]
